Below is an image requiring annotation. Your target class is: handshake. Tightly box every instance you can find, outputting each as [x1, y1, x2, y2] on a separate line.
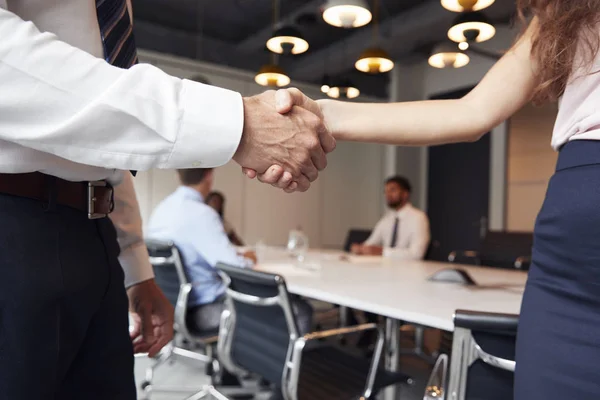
[232, 88, 335, 193]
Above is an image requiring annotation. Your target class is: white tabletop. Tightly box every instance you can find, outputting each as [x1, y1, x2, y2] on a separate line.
[255, 248, 528, 331]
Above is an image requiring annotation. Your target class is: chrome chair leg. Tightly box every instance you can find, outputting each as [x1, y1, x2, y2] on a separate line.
[141, 343, 174, 394]
[184, 385, 230, 400]
[172, 346, 212, 362]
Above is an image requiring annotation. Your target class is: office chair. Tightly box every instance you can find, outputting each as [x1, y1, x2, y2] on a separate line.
[448, 231, 533, 270]
[343, 228, 373, 252]
[142, 239, 255, 399]
[423, 310, 518, 400]
[212, 262, 413, 400]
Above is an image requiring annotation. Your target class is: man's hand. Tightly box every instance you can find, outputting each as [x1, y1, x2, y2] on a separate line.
[238, 89, 336, 193]
[242, 250, 258, 264]
[362, 245, 384, 256]
[128, 279, 174, 357]
[350, 244, 383, 256]
[350, 243, 363, 255]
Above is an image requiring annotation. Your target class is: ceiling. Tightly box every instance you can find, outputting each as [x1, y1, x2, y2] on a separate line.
[132, 0, 517, 98]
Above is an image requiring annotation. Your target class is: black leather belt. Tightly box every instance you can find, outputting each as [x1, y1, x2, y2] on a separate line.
[0, 172, 114, 219]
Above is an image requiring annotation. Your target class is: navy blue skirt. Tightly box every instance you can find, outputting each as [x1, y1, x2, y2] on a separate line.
[515, 140, 600, 398]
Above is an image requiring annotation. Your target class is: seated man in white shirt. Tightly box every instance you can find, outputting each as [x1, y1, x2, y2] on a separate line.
[352, 176, 430, 259]
[147, 169, 313, 334]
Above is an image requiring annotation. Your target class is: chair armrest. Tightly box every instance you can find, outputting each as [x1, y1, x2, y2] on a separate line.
[448, 250, 480, 264]
[454, 309, 519, 332]
[174, 283, 193, 337]
[302, 323, 377, 341]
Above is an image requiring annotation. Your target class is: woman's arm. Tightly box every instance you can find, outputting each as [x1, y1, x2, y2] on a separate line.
[321, 19, 538, 145]
[320, 19, 538, 145]
[246, 19, 539, 189]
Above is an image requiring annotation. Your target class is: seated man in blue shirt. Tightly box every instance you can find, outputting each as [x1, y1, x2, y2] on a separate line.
[146, 168, 256, 331]
[146, 168, 312, 333]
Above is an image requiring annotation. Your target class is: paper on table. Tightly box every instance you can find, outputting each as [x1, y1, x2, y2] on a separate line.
[257, 263, 320, 276]
[344, 255, 384, 263]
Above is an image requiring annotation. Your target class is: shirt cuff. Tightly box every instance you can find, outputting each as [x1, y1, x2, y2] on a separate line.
[165, 80, 244, 169]
[120, 243, 155, 288]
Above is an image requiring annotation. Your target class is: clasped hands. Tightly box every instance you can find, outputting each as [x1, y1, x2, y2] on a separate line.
[232, 88, 334, 193]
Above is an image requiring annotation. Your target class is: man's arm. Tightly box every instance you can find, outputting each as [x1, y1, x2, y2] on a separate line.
[0, 7, 240, 170]
[0, 7, 334, 190]
[364, 220, 384, 247]
[383, 214, 430, 260]
[109, 172, 154, 287]
[109, 173, 173, 357]
[351, 220, 384, 255]
[194, 210, 254, 269]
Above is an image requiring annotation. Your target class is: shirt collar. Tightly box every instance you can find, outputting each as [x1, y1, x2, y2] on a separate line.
[394, 203, 413, 218]
[176, 186, 205, 203]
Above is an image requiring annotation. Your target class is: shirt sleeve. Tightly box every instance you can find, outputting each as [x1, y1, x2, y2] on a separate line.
[0, 7, 243, 170]
[383, 213, 431, 260]
[109, 172, 154, 288]
[364, 218, 385, 246]
[193, 211, 253, 269]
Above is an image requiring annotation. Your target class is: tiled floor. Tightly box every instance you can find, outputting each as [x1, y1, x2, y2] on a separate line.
[134, 352, 432, 400]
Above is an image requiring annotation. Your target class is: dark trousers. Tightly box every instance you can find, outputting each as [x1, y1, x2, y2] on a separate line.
[0, 194, 135, 399]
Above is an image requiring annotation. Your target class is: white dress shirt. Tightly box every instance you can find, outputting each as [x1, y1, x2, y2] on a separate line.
[364, 203, 430, 260]
[0, 1, 244, 287]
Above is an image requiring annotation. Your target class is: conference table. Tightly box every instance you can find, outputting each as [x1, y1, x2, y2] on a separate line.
[254, 247, 528, 399]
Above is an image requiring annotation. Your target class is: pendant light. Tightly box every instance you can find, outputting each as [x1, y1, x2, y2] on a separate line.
[266, 0, 308, 55]
[320, 74, 331, 94]
[322, 0, 372, 29]
[448, 11, 496, 43]
[428, 42, 470, 69]
[255, 64, 291, 87]
[267, 25, 309, 55]
[328, 78, 360, 99]
[441, 0, 495, 12]
[256, 0, 291, 87]
[355, 0, 394, 74]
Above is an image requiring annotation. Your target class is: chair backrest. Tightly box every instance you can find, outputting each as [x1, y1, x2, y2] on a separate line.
[145, 239, 189, 307]
[216, 263, 298, 387]
[480, 231, 533, 270]
[448, 310, 518, 400]
[343, 229, 372, 252]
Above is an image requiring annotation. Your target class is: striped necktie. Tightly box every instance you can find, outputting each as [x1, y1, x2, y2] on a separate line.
[96, 0, 138, 175]
[96, 0, 138, 68]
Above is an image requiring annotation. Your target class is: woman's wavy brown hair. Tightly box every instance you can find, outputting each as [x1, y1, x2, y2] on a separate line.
[517, 0, 600, 104]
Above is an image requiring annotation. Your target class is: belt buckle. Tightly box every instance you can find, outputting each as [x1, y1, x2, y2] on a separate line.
[88, 180, 108, 219]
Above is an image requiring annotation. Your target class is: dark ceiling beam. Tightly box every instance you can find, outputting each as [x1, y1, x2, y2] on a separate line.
[287, 0, 450, 81]
[134, 19, 268, 71]
[236, 0, 324, 53]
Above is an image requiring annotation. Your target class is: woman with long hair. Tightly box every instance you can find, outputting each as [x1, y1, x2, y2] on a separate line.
[248, 1, 600, 397]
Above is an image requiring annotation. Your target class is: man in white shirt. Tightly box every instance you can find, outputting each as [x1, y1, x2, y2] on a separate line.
[352, 176, 430, 259]
[0, 2, 334, 399]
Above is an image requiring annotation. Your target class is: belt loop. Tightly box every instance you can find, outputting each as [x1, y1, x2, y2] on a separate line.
[43, 175, 57, 212]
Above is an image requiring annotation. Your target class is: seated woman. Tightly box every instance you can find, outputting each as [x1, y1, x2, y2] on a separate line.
[206, 191, 244, 246]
